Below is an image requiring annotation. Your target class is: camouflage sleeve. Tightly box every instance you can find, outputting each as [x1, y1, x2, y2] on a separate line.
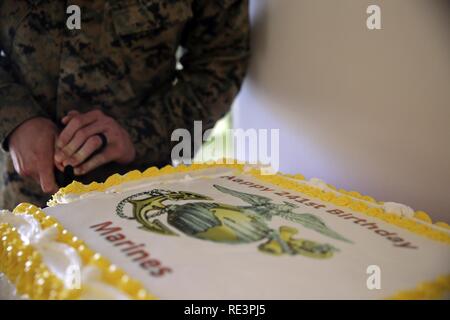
[0, 47, 49, 151]
[117, 0, 250, 167]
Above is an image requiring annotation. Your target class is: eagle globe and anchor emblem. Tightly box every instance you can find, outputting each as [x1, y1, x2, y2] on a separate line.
[116, 185, 352, 259]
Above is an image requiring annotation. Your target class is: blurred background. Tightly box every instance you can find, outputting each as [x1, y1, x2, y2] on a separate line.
[204, 0, 450, 221]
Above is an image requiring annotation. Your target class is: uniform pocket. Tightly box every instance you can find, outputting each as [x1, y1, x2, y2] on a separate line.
[110, 0, 193, 37]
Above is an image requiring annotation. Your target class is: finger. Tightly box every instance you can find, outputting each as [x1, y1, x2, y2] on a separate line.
[56, 123, 107, 162]
[23, 167, 40, 183]
[53, 143, 65, 172]
[56, 111, 100, 149]
[61, 110, 80, 125]
[54, 148, 65, 164]
[64, 135, 104, 167]
[10, 152, 23, 177]
[74, 149, 115, 176]
[54, 159, 65, 172]
[58, 111, 97, 148]
[12, 154, 39, 181]
[38, 161, 58, 194]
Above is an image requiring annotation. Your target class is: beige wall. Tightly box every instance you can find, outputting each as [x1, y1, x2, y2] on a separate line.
[234, 0, 450, 221]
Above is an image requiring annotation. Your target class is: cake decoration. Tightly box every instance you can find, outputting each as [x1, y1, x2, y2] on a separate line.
[0, 204, 154, 300]
[1, 162, 449, 299]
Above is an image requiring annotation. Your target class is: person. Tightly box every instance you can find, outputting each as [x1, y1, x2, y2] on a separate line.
[0, 0, 250, 209]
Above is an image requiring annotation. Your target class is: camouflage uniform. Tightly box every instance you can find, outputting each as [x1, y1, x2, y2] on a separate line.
[0, 0, 250, 209]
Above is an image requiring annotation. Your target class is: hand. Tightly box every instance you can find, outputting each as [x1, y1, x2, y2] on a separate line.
[8, 117, 59, 194]
[54, 109, 136, 176]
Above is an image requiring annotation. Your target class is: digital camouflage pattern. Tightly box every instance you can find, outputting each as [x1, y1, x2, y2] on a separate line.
[0, 0, 250, 209]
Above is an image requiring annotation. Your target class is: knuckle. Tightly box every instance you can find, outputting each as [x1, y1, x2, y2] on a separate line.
[111, 143, 121, 155]
[75, 129, 87, 141]
[110, 130, 120, 140]
[71, 159, 81, 167]
[104, 116, 114, 125]
[76, 165, 85, 175]
[73, 153, 82, 163]
[71, 117, 81, 127]
[81, 163, 89, 173]
[93, 109, 103, 117]
[59, 134, 68, 145]
[19, 164, 35, 177]
[62, 145, 73, 156]
[90, 135, 102, 147]
[111, 148, 121, 160]
[19, 168, 31, 177]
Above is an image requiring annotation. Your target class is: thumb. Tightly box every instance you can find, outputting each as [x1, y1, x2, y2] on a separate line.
[39, 161, 58, 194]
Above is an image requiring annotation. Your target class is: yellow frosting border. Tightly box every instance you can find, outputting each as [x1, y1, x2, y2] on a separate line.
[0, 203, 156, 300]
[50, 162, 450, 244]
[0, 223, 68, 299]
[48, 163, 243, 206]
[281, 173, 449, 228]
[388, 274, 450, 300]
[35, 161, 450, 299]
[251, 171, 450, 245]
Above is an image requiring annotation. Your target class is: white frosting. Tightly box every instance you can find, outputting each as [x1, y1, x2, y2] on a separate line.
[382, 202, 415, 218]
[308, 177, 332, 191]
[42, 169, 450, 299]
[3, 166, 449, 300]
[78, 266, 131, 300]
[0, 210, 130, 300]
[52, 165, 443, 226]
[54, 167, 237, 205]
[0, 273, 24, 300]
[296, 178, 415, 218]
